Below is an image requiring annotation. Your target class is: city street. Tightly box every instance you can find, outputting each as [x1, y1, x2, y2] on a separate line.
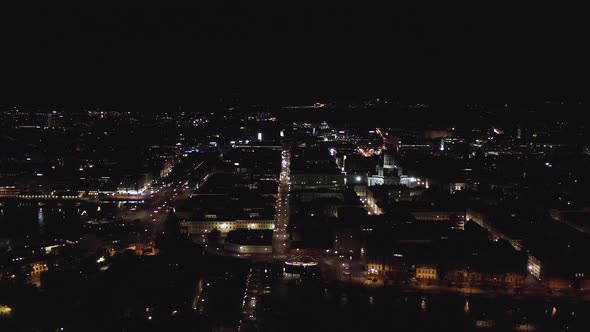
[121, 159, 212, 234]
[272, 150, 291, 254]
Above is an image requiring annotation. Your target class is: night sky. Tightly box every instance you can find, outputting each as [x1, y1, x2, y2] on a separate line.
[0, 4, 588, 106]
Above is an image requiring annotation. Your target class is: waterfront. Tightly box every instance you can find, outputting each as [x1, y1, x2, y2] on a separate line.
[0, 200, 145, 240]
[242, 261, 590, 332]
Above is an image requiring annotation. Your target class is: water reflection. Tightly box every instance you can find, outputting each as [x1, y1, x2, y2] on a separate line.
[261, 276, 590, 332]
[0, 200, 129, 239]
[340, 293, 348, 306]
[37, 207, 45, 234]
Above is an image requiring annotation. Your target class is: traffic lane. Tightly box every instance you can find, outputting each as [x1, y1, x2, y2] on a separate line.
[129, 181, 192, 225]
[121, 159, 211, 223]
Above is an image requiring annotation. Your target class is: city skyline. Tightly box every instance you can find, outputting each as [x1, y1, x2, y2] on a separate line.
[1, 5, 589, 332]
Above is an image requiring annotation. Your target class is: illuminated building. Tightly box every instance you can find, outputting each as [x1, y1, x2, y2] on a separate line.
[0, 186, 19, 197]
[416, 265, 438, 280]
[546, 277, 571, 292]
[527, 254, 542, 279]
[224, 242, 272, 254]
[128, 240, 159, 256]
[448, 182, 468, 194]
[289, 147, 344, 190]
[353, 184, 367, 197]
[46, 111, 58, 128]
[366, 255, 401, 278]
[31, 261, 48, 276]
[116, 173, 153, 196]
[289, 172, 345, 190]
[504, 273, 526, 288]
[410, 211, 465, 222]
[26, 260, 49, 287]
[447, 268, 478, 283]
[423, 129, 452, 140]
[365, 191, 384, 215]
[365, 185, 428, 215]
[180, 219, 275, 236]
[224, 230, 273, 254]
[367, 260, 394, 276]
[296, 190, 344, 203]
[367, 145, 402, 186]
[285, 255, 318, 267]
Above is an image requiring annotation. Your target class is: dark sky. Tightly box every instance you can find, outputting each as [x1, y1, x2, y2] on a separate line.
[0, 4, 588, 107]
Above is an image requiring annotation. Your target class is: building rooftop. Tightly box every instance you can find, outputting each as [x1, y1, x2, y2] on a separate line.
[225, 229, 273, 246]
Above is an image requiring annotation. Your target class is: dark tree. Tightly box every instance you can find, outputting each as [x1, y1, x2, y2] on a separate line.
[207, 228, 221, 244]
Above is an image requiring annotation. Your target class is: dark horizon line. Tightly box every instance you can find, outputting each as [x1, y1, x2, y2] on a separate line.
[0, 97, 586, 113]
